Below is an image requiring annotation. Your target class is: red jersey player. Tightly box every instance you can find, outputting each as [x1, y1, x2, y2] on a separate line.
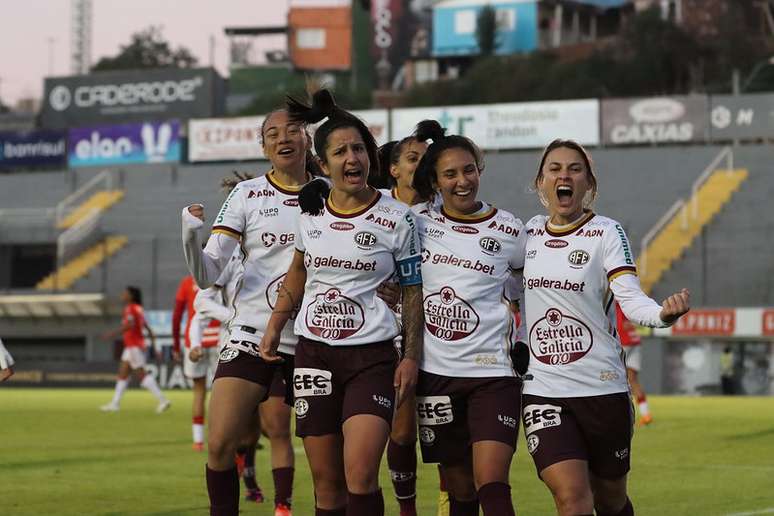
[616, 302, 652, 425]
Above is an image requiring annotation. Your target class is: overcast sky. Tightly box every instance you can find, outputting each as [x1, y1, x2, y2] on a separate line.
[0, 0, 290, 106]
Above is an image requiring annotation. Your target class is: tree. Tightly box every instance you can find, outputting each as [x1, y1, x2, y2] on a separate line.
[92, 26, 198, 72]
[476, 5, 499, 57]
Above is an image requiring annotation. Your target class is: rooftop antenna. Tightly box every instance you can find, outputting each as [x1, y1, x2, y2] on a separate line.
[71, 0, 93, 75]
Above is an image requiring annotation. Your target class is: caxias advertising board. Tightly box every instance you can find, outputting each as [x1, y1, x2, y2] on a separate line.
[68, 121, 181, 167]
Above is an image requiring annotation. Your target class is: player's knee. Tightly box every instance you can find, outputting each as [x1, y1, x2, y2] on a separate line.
[553, 485, 593, 514]
[312, 470, 348, 506]
[208, 431, 236, 464]
[345, 461, 380, 492]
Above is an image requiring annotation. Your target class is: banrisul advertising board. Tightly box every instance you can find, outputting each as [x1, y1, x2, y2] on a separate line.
[601, 96, 708, 145]
[0, 130, 67, 169]
[68, 121, 181, 167]
[42, 68, 223, 129]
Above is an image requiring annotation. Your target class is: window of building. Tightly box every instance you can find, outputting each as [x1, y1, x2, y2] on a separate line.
[455, 10, 476, 34]
[496, 8, 516, 31]
[296, 28, 326, 49]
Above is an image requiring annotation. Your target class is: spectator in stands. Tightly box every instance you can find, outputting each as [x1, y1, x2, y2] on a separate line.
[100, 286, 171, 414]
[720, 346, 735, 395]
[0, 336, 14, 382]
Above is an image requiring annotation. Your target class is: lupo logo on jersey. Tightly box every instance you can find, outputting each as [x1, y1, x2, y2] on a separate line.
[305, 288, 365, 340]
[67, 121, 180, 167]
[479, 236, 502, 255]
[424, 286, 480, 341]
[529, 308, 593, 365]
[266, 273, 300, 319]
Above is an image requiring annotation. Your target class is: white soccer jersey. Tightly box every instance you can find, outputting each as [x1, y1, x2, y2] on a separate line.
[209, 173, 304, 355]
[0, 337, 14, 370]
[415, 202, 526, 378]
[294, 191, 422, 346]
[521, 212, 666, 398]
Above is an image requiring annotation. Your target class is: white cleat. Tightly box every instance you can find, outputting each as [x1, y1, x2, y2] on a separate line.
[156, 399, 171, 414]
[100, 402, 120, 412]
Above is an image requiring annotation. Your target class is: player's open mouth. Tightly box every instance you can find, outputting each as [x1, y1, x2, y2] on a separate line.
[277, 148, 294, 156]
[453, 189, 472, 198]
[344, 169, 363, 183]
[556, 185, 574, 206]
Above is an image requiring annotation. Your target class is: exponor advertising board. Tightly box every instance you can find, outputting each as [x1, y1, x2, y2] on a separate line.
[187, 110, 389, 162]
[68, 120, 181, 167]
[601, 96, 708, 145]
[391, 100, 599, 150]
[42, 68, 223, 129]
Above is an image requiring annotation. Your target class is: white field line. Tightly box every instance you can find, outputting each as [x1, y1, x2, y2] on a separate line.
[726, 508, 774, 516]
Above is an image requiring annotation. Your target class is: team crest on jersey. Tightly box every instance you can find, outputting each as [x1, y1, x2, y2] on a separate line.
[305, 288, 365, 340]
[452, 225, 479, 235]
[294, 399, 309, 418]
[419, 427, 436, 445]
[266, 273, 300, 320]
[219, 347, 239, 363]
[568, 249, 590, 267]
[424, 286, 480, 341]
[354, 231, 377, 250]
[479, 236, 502, 256]
[529, 308, 593, 365]
[527, 434, 540, 454]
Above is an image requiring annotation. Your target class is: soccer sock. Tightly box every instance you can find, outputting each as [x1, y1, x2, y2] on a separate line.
[438, 465, 448, 492]
[316, 508, 346, 516]
[272, 467, 294, 507]
[347, 489, 384, 516]
[477, 482, 515, 516]
[192, 416, 205, 444]
[596, 498, 634, 516]
[448, 495, 480, 516]
[387, 439, 417, 512]
[110, 378, 129, 405]
[140, 375, 167, 402]
[637, 394, 650, 417]
[242, 445, 258, 490]
[205, 465, 239, 516]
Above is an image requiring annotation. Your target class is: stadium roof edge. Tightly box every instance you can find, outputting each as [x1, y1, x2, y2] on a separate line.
[0, 293, 106, 318]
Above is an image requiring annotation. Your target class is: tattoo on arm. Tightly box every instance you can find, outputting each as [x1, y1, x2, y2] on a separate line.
[274, 284, 297, 314]
[400, 284, 424, 361]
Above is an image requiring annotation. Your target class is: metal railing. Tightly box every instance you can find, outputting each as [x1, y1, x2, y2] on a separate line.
[55, 169, 115, 227]
[52, 207, 103, 291]
[639, 146, 734, 276]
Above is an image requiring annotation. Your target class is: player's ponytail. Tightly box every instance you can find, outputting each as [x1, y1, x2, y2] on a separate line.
[415, 119, 446, 144]
[299, 177, 331, 216]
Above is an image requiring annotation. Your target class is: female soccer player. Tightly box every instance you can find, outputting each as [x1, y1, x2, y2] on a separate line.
[520, 139, 690, 516]
[0, 337, 15, 382]
[100, 286, 170, 413]
[410, 120, 526, 516]
[259, 89, 424, 516]
[182, 109, 316, 516]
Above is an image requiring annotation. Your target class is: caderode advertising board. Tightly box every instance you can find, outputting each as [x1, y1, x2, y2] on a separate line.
[601, 96, 708, 145]
[68, 121, 181, 167]
[187, 110, 389, 162]
[709, 93, 774, 141]
[391, 100, 599, 149]
[0, 130, 67, 169]
[42, 68, 223, 129]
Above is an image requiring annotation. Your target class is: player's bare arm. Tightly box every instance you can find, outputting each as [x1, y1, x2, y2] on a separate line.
[395, 284, 423, 407]
[260, 249, 307, 362]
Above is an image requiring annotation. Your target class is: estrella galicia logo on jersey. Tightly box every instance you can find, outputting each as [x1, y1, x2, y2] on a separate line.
[283, 198, 299, 207]
[305, 288, 365, 340]
[219, 347, 239, 363]
[545, 239, 569, 248]
[330, 221, 355, 231]
[417, 396, 453, 425]
[529, 309, 593, 365]
[366, 213, 397, 230]
[266, 273, 300, 320]
[354, 231, 377, 250]
[452, 225, 479, 235]
[261, 232, 277, 247]
[479, 236, 502, 256]
[568, 249, 590, 267]
[424, 286, 480, 341]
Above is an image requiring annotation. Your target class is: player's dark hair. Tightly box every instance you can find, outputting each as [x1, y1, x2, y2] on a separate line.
[289, 89, 381, 214]
[377, 136, 422, 189]
[411, 119, 485, 202]
[126, 286, 142, 305]
[534, 139, 597, 206]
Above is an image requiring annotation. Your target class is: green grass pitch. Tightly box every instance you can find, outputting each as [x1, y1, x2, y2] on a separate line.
[1, 389, 773, 515]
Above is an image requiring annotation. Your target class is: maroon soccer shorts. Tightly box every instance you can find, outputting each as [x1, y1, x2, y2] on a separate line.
[416, 370, 522, 466]
[521, 392, 634, 479]
[293, 336, 399, 437]
[213, 335, 293, 403]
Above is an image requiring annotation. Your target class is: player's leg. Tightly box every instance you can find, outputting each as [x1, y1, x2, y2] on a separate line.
[191, 377, 207, 450]
[207, 376, 267, 516]
[471, 441, 516, 515]
[101, 360, 132, 411]
[238, 410, 265, 503]
[626, 367, 651, 425]
[304, 434, 347, 514]
[260, 393, 294, 513]
[540, 460, 595, 515]
[130, 348, 170, 412]
[590, 474, 632, 516]
[342, 414, 390, 514]
[388, 392, 418, 516]
[439, 460, 479, 516]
